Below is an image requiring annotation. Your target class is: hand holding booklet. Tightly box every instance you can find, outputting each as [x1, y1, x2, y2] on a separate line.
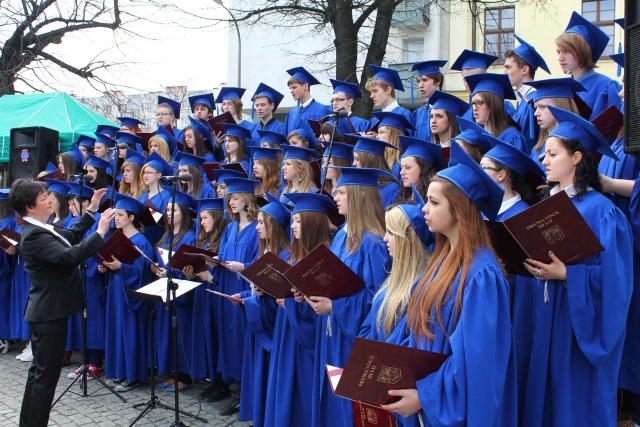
[96, 229, 141, 265]
[0, 228, 20, 252]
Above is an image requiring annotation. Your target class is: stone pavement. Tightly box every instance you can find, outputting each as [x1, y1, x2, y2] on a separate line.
[0, 342, 252, 427]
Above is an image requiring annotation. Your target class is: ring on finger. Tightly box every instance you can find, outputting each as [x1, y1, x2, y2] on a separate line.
[536, 269, 542, 276]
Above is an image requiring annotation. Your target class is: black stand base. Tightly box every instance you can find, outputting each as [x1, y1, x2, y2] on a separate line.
[52, 365, 127, 408]
[130, 394, 207, 426]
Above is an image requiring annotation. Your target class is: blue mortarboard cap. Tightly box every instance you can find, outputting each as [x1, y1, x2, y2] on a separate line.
[94, 132, 115, 147]
[114, 193, 146, 214]
[513, 35, 551, 74]
[372, 111, 416, 132]
[610, 53, 624, 69]
[369, 64, 404, 91]
[76, 135, 96, 148]
[333, 166, 396, 187]
[116, 117, 145, 128]
[329, 79, 362, 99]
[466, 73, 516, 100]
[168, 191, 194, 209]
[252, 83, 285, 111]
[251, 146, 282, 161]
[45, 161, 58, 174]
[257, 130, 288, 146]
[213, 168, 245, 184]
[158, 96, 181, 119]
[547, 105, 618, 160]
[564, 11, 610, 63]
[124, 148, 145, 167]
[455, 118, 501, 152]
[188, 93, 215, 111]
[155, 125, 181, 153]
[225, 177, 260, 194]
[484, 140, 546, 179]
[284, 192, 336, 215]
[188, 116, 213, 141]
[437, 143, 504, 221]
[175, 151, 206, 167]
[323, 142, 354, 162]
[527, 77, 587, 102]
[67, 144, 85, 168]
[197, 198, 225, 212]
[215, 87, 246, 104]
[615, 18, 625, 29]
[450, 49, 498, 71]
[224, 123, 253, 140]
[143, 152, 174, 176]
[399, 136, 444, 169]
[0, 189, 10, 200]
[260, 192, 292, 229]
[428, 90, 470, 116]
[352, 134, 398, 157]
[398, 203, 432, 249]
[289, 127, 317, 149]
[282, 145, 317, 162]
[116, 132, 142, 148]
[410, 183, 425, 207]
[286, 67, 321, 86]
[85, 154, 111, 173]
[95, 124, 119, 136]
[411, 60, 448, 76]
[44, 178, 70, 196]
[67, 181, 95, 199]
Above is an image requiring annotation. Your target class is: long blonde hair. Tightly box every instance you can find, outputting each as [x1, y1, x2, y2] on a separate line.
[375, 207, 431, 338]
[283, 159, 316, 194]
[118, 161, 144, 199]
[344, 184, 385, 253]
[407, 177, 503, 341]
[533, 97, 580, 152]
[383, 126, 404, 170]
[149, 136, 172, 161]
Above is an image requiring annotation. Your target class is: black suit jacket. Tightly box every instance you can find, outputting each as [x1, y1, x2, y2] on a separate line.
[20, 213, 106, 322]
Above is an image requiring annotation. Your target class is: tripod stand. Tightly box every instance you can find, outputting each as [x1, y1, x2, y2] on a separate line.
[52, 174, 126, 408]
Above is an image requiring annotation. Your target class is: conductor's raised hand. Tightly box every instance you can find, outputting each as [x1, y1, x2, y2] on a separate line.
[89, 188, 107, 212]
[97, 209, 116, 237]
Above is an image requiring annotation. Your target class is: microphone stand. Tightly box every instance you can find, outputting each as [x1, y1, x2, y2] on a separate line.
[52, 173, 126, 409]
[320, 112, 341, 191]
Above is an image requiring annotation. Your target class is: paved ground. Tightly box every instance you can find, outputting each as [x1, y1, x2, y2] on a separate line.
[0, 341, 252, 427]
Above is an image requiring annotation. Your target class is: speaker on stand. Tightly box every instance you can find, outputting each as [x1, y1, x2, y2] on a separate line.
[624, 0, 640, 154]
[8, 127, 59, 184]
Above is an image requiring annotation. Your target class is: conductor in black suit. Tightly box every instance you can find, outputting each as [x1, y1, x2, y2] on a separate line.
[9, 178, 116, 427]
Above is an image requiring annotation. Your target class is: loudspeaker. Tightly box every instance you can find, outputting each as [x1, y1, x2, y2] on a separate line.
[8, 127, 59, 184]
[624, 0, 640, 154]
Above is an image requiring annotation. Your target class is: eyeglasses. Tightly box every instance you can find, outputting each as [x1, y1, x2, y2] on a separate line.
[142, 170, 160, 175]
[331, 98, 347, 103]
[481, 166, 503, 172]
[470, 100, 486, 109]
[156, 112, 171, 117]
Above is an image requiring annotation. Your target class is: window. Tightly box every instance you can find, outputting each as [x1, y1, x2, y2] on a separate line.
[484, 7, 515, 62]
[582, 0, 615, 57]
[405, 39, 424, 63]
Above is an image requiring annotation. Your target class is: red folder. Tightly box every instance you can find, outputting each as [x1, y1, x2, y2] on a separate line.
[328, 337, 449, 406]
[489, 190, 604, 276]
[37, 169, 64, 182]
[0, 228, 20, 252]
[137, 132, 154, 153]
[240, 251, 294, 299]
[591, 104, 623, 145]
[352, 401, 397, 427]
[207, 111, 236, 135]
[285, 244, 365, 300]
[96, 229, 141, 265]
[170, 244, 217, 273]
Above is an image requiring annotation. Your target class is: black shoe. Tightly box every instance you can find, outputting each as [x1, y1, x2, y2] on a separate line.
[206, 383, 230, 402]
[199, 383, 218, 399]
[219, 396, 240, 416]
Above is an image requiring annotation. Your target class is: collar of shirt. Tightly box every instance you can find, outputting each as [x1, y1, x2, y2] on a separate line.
[260, 116, 276, 129]
[574, 69, 597, 83]
[23, 216, 72, 247]
[300, 98, 314, 109]
[382, 100, 399, 112]
[550, 184, 593, 198]
[498, 193, 522, 215]
[517, 85, 534, 103]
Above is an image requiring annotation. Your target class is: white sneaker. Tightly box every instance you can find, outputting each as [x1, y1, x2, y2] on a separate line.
[0, 340, 8, 354]
[15, 342, 30, 359]
[19, 352, 33, 362]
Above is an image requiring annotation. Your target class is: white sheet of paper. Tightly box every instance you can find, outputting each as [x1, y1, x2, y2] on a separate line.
[135, 278, 201, 302]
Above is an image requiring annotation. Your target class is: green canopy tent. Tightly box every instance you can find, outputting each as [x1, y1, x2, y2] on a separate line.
[0, 92, 116, 164]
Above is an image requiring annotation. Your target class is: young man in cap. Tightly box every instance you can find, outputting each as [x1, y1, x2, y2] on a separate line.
[411, 60, 448, 140]
[157, 95, 183, 141]
[365, 64, 413, 127]
[251, 83, 285, 134]
[284, 67, 330, 135]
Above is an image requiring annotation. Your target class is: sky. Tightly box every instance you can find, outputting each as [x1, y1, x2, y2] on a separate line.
[10, 1, 230, 98]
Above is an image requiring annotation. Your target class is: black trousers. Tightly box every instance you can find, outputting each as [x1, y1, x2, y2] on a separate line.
[19, 317, 68, 427]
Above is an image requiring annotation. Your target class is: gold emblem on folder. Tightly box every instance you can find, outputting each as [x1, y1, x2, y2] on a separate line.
[366, 408, 378, 424]
[377, 366, 402, 384]
[542, 225, 565, 244]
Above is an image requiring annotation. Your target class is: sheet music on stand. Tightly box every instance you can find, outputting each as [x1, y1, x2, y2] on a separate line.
[127, 278, 202, 303]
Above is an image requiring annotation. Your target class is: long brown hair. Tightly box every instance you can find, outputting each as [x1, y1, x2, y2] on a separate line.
[355, 151, 398, 186]
[196, 209, 227, 253]
[283, 159, 316, 193]
[344, 185, 385, 254]
[179, 165, 204, 197]
[258, 212, 291, 257]
[477, 92, 511, 137]
[289, 211, 332, 264]
[407, 177, 502, 341]
[225, 135, 247, 164]
[156, 202, 193, 251]
[533, 97, 580, 152]
[431, 110, 460, 144]
[226, 192, 259, 222]
[555, 32, 596, 71]
[383, 126, 404, 170]
[183, 126, 211, 158]
[254, 158, 282, 196]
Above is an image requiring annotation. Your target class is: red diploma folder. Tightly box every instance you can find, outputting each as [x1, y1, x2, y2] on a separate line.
[240, 251, 294, 299]
[489, 190, 604, 276]
[285, 244, 365, 300]
[207, 111, 236, 135]
[170, 244, 217, 273]
[328, 337, 449, 406]
[37, 169, 64, 182]
[0, 228, 20, 252]
[352, 401, 397, 427]
[96, 229, 141, 265]
[591, 104, 623, 145]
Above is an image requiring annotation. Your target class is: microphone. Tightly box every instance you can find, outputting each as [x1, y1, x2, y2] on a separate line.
[325, 110, 350, 119]
[159, 174, 193, 182]
[69, 173, 88, 180]
[108, 143, 130, 151]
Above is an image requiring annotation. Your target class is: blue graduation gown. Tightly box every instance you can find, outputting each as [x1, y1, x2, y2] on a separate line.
[250, 119, 286, 147]
[406, 247, 517, 427]
[513, 101, 538, 152]
[576, 71, 622, 120]
[497, 126, 528, 154]
[0, 216, 16, 340]
[154, 231, 196, 375]
[104, 231, 153, 382]
[10, 224, 31, 340]
[284, 100, 330, 135]
[66, 213, 106, 351]
[311, 230, 389, 427]
[413, 104, 432, 141]
[215, 220, 260, 383]
[514, 190, 633, 426]
[139, 189, 171, 246]
[239, 249, 290, 427]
